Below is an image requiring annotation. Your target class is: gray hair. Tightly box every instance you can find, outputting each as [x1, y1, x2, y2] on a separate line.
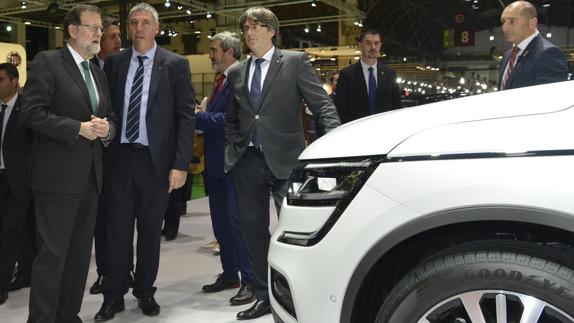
[239, 7, 279, 46]
[211, 31, 242, 60]
[102, 16, 119, 31]
[129, 2, 159, 23]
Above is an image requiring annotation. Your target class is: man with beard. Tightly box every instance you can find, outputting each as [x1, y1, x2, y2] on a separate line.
[197, 31, 254, 306]
[335, 29, 402, 124]
[20, 4, 116, 323]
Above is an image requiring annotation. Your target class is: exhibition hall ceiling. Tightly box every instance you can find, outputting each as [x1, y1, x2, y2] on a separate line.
[0, 0, 572, 59]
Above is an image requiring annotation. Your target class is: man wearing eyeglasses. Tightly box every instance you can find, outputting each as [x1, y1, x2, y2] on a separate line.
[225, 6, 340, 320]
[95, 2, 195, 321]
[335, 29, 402, 124]
[20, 4, 116, 323]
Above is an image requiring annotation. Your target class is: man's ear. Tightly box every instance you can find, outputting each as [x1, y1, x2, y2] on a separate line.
[68, 24, 78, 40]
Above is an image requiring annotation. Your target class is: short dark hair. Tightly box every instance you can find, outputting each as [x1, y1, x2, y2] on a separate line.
[102, 16, 119, 32]
[358, 29, 381, 42]
[0, 63, 19, 80]
[63, 4, 101, 40]
[239, 7, 280, 46]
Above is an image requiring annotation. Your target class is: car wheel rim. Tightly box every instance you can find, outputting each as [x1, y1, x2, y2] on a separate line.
[417, 290, 574, 323]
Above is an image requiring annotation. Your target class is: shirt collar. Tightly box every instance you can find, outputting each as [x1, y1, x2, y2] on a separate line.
[1, 92, 17, 108]
[223, 61, 239, 77]
[67, 43, 90, 66]
[515, 30, 539, 52]
[360, 59, 377, 69]
[131, 43, 157, 62]
[252, 46, 275, 64]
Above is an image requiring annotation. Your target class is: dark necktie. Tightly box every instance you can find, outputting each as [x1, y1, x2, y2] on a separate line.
[249, 58, 264, 111]
[126, 55, 146, 143]
[211, 74, 226, 100]
[81, 61, 98, 112]
[502, 47, 520, 90]
[368, 67, 377, 115]
[0, 104, 7, 168]
[250, 58, 264, 149]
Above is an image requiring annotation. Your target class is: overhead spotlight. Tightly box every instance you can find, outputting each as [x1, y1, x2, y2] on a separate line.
[47, 1, 59, 14]
[6, 25, 12, 32]
[24, 21, 31, 25]
[206, 11, 212, 19]
[177, 5, 183, 10]
[160, 30, 165, 35]
[472, 4, 480, 10]
[186, 9, 192, 14]
[316, 24, 321, 32]
[304, 25, 309, 33]
[403, 57, 407, 62]
[358, 21, 363, 27]
[547, 32, 552, 38]
[311, 0, 317, 7]
[489, 34, 494, 41]
[164, 0, 170, 8]
[21, 1, 27, 9]
[459, 77, 466, 85]
[542, 0, 551, 8]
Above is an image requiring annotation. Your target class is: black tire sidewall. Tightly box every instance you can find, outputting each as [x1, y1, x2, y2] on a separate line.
[377, 251, 574, 322]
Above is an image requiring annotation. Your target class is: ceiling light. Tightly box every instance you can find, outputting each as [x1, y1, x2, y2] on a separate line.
[547, 32, 552, 38]
[21, 1, 27, 9]
[542, 0, 551, 8]
[489, 34, 494, 41]
[177, 5, 183, 10]
[186, 9, 192, 14]
[164, 0, 170, 8]
[304, 25, 309, 33]
[206, 11, 212, 19]
[316, 24, 321, 32]
[160, 30, 165, 35]
[311, 0, 317, 7]
[24, 21, 31, 25]
[6, 25, 12, 32]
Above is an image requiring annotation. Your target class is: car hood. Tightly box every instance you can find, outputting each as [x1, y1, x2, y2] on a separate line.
[299, 81, 574, 160]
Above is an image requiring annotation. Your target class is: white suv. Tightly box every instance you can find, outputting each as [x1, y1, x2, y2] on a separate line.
[268, 81, 574, 323]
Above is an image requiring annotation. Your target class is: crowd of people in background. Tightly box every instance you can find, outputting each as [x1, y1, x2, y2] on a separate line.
[0, 0, 570, 322]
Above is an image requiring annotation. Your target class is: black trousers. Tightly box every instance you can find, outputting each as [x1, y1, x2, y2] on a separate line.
[16, 202, 36, 279]
[28, 170, 98, 323]
[0, 173, 31, 288]
[94, 193, 134, 277]
[102, 145, 169, 300]
[162, 172, 192, 233]
[230, 148, 288, 301]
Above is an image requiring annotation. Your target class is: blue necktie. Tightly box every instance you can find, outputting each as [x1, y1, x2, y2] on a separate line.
[0, 104, 7, 168]
[368, 67, 377, 115]
[250, 58, 264, 149]
[249, 58, 264, 111]
[126, 55, 146, 143]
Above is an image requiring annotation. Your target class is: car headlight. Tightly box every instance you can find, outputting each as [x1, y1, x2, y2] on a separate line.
[287, 158, 379, 206]
[280, 157, 381, 246]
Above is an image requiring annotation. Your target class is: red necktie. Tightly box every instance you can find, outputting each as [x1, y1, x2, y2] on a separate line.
[212, 74, 226, 100]
[502, 47, 520, 89]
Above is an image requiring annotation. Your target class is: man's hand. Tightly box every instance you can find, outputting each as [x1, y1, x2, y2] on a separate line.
[90, 115, 110, 138]
[79, 121, 98, 140]
[168, 169, 187, 193]
[195, 103, 203, 113]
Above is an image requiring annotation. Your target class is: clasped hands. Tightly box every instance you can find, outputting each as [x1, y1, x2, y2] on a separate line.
[79, 115, 109, 140]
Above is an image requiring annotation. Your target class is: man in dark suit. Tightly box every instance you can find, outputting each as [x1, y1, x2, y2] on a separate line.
[0, 63, 32, 305]
[197, 31, 254, 306]
[88, 15, 135, 296]
[20, 4, 116, 323]
[95, 2, 195, 321]
[499, 0, 568, 90]
[335, 29, 402, 124]
[225, 6, 340, 320]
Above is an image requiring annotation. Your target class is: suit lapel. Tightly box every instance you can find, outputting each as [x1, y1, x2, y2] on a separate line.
[5, 95, 20, 136]
[507, 35, 538, 87]
[147, 47, 166, 113]
[355, 63, 369, 98]
[258, 48, 283, 112]
[117, 49, 132, 118]
[60, 47, 92, 114]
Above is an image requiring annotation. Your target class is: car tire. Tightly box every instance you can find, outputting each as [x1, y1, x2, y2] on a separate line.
[375, 245, 574, 322]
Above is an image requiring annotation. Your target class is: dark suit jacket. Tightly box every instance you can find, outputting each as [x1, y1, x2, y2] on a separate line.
[335, 61, 402, 124]
[498, 35, 568, 90]
[225, 49, 341, 179]
[196, 80, 229, 178]
[104, 47, 196, 182]
[2, 95, 33, 199]
[21, 46, 116, 194]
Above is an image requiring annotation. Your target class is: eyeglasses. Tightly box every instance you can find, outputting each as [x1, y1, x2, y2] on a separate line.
[241, 24, 267, 34]
[78, 24, 104, 33]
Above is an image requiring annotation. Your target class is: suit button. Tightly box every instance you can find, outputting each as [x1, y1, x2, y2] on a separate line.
[255, 115, 260, 119]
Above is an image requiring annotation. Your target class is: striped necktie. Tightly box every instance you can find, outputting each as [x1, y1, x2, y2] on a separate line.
[126, 55, 146, 143]
[502, 47, 520, 90]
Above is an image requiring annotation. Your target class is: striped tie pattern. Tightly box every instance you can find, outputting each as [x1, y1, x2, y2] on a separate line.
[126, 55, 146, 142]
[502, 47, 520, 90]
